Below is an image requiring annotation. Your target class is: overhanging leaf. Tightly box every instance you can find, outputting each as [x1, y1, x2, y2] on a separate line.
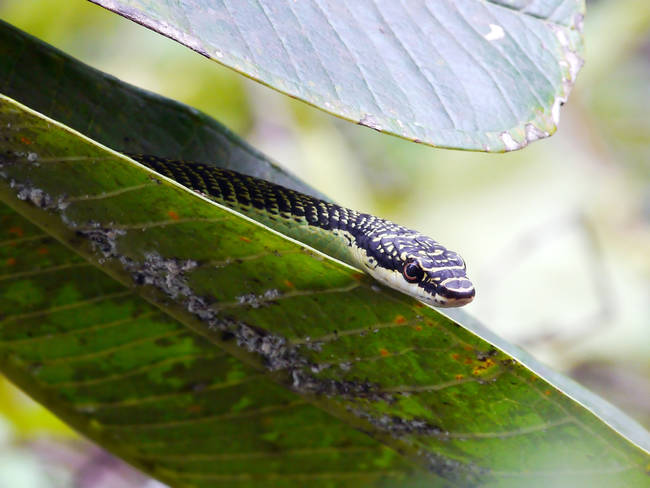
[89, 0, 585, 152]
[0, 22, 648, 488]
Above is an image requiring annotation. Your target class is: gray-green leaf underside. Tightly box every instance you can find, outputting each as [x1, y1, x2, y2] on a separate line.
[89, 0, 585, 152]
[0, 20, 648, 488]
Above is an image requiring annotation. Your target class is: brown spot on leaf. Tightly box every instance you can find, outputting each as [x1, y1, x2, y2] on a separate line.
[284, 279, 294, 288]
[239, 236, 251, 243]
[455, 374, 464, 381]
[20, 136, 31, 145]
[8, 227, 23, 237]
[36, 247, 49, 255]
[414, 325, 423, 332]
[394, 315, 407, 324]
[167, 210, 180, 220]
[544, 389, 552, 396]
[6, 257, 16, 266]
[379, 348, 389, 357]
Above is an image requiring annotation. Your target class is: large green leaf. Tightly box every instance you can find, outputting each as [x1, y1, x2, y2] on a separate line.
[89, 0, 584, 152]
[0, 21, 648, 488]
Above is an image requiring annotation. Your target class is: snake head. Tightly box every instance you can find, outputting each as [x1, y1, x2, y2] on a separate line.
[402, 248, 475, 307]
[361, 232, 475, 307]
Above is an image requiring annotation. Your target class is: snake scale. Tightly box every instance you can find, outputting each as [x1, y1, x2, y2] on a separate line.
[130, 154, 475, 307]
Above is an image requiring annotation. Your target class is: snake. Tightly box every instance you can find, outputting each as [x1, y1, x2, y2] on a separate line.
[129, 154, 475, 307]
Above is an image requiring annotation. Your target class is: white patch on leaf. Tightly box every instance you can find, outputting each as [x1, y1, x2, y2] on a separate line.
[484, 24, 504, 41]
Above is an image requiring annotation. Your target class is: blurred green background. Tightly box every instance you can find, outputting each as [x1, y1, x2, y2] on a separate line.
[0, 0, 648, 486]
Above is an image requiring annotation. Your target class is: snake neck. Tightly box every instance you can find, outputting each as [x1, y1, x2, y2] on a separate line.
[130, 154, 375, 268]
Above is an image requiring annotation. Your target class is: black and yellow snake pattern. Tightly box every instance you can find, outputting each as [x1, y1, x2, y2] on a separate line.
[130, 154, 474, 307]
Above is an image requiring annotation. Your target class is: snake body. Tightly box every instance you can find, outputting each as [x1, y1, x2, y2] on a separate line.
[130, 154, 475, 307]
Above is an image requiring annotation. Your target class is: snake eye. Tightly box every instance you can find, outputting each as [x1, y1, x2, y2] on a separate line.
[403, 260, 424, 282]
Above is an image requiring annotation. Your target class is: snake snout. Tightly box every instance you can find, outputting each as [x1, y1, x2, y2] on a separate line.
[438, 277, 475, 306]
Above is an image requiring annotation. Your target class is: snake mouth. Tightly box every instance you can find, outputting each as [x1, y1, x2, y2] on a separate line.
[433, 278, 475, 307]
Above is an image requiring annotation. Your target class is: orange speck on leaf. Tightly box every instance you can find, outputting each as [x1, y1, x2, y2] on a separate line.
[455, 374, 464, 381]
[379, 348, 389, 357]
[187, 404, 203, 413]
[394, 315, 407, 324]
[463, 345, 473, 352]
[37, 247, 49, 255]
[415, 325, 423, 332]
[544, 389, 552, 396]
[239, 236, 251, 243]
[451, 353, 460, 361]
[6, 257, 16, 266]
[284, 280, 294, 289]
[464, 358, 474, 365]
[8, 227, 23, 237]
[167, 210, 180, 220]
[20, 136, 31, 145]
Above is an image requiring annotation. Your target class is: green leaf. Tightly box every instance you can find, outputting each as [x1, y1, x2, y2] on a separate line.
[0, 21, 648, 488]
[0, 19, 324, 199]
[89, 0, 585, 152]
